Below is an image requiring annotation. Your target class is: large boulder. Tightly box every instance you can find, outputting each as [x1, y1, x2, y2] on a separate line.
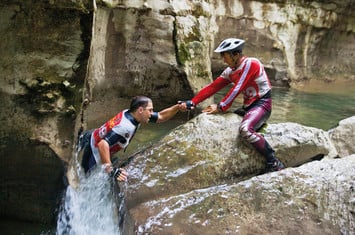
[124, 113, 341, 208]
[130, 155, 355, 235]
[266, 122, 338, 166]
[329, 116, 355, 158]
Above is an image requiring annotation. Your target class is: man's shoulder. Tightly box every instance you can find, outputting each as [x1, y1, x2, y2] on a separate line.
[247, 57, 262, 65]
[221, 67, 233, 78]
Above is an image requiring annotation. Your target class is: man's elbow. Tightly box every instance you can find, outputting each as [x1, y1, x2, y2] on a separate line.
[157, 115, 166, 123]
[157, 113, 173, 123]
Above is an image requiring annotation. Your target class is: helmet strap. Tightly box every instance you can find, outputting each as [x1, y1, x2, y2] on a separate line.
[230, 52, 239, 68]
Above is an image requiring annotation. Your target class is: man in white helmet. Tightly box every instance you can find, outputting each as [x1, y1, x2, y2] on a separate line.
[180, 38, 285, 172]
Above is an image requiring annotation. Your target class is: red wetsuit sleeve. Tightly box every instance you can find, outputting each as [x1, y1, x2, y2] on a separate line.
[191, 77, 231, 105]
[219, 84, 243, 112]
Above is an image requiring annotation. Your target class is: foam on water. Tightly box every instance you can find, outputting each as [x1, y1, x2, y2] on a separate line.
[56, 159, 122, 235]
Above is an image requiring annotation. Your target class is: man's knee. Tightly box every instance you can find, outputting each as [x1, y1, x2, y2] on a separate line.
[239, 123, 260, 143]
[239, 124, 248, 137]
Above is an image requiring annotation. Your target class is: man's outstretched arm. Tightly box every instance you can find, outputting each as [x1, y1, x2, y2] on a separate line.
[156, 104, 183, 123]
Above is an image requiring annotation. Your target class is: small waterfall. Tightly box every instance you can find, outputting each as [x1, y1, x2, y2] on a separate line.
[56, 153, 124, 235]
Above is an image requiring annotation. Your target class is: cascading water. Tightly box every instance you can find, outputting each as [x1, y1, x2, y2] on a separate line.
[56, 152, 125, 235]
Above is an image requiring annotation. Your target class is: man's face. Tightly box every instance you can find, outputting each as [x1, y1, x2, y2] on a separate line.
[221, 52, 237, 68]
[140, 101, 154, 123]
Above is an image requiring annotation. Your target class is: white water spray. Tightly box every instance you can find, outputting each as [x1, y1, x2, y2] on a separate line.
[56, 155, 123, 235]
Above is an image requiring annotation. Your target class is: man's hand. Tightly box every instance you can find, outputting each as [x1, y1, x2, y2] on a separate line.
[202, 104, 219, 114]
[115, 168, 128, 182]
[178, 100, 195, 111]
[106, 165, 128, 182]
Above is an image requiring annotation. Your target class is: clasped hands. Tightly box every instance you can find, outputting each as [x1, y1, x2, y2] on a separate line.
[178, 100, 219, 114]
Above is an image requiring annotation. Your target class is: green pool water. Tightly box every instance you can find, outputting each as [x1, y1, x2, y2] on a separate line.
[271, 85, 355, 130]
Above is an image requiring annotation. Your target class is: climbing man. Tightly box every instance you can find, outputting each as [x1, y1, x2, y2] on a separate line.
[180, 38, 285, 172]
[78, 95, 184, 181]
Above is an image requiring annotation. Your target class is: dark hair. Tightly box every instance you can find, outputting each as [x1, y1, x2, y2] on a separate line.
[129, 96, 152, 112]
[220, 50, 242, 58]
[231, 49, 242, 55]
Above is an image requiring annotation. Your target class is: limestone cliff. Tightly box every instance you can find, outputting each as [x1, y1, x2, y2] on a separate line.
[0, 0, 90, 223]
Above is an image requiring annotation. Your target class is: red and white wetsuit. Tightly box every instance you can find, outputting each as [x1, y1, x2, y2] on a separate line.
[80, 109, 159, 172]
[90, 109, 138, 164]
[191, 56, 271, 111]
[191, 56, 278, 165]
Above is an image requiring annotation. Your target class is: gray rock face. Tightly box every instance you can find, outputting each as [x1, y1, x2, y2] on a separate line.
[125, 113, 343, 205]
[329, 116, 355, 158]
[266, 122, 338, 166]
[125, 114, 355, 234]
[130, 155, 355, 235]
[0, 1, 86, 223]
[93, 0, 355, 88]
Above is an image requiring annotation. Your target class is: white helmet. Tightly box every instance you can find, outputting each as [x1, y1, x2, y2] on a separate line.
[214, 38, 245, 53]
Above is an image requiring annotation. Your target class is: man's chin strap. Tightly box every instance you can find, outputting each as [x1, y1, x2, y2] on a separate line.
[230, 52, 239, 70]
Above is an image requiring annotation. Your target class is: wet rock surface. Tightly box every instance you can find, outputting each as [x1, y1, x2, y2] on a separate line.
[125, 114, 355, 234]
